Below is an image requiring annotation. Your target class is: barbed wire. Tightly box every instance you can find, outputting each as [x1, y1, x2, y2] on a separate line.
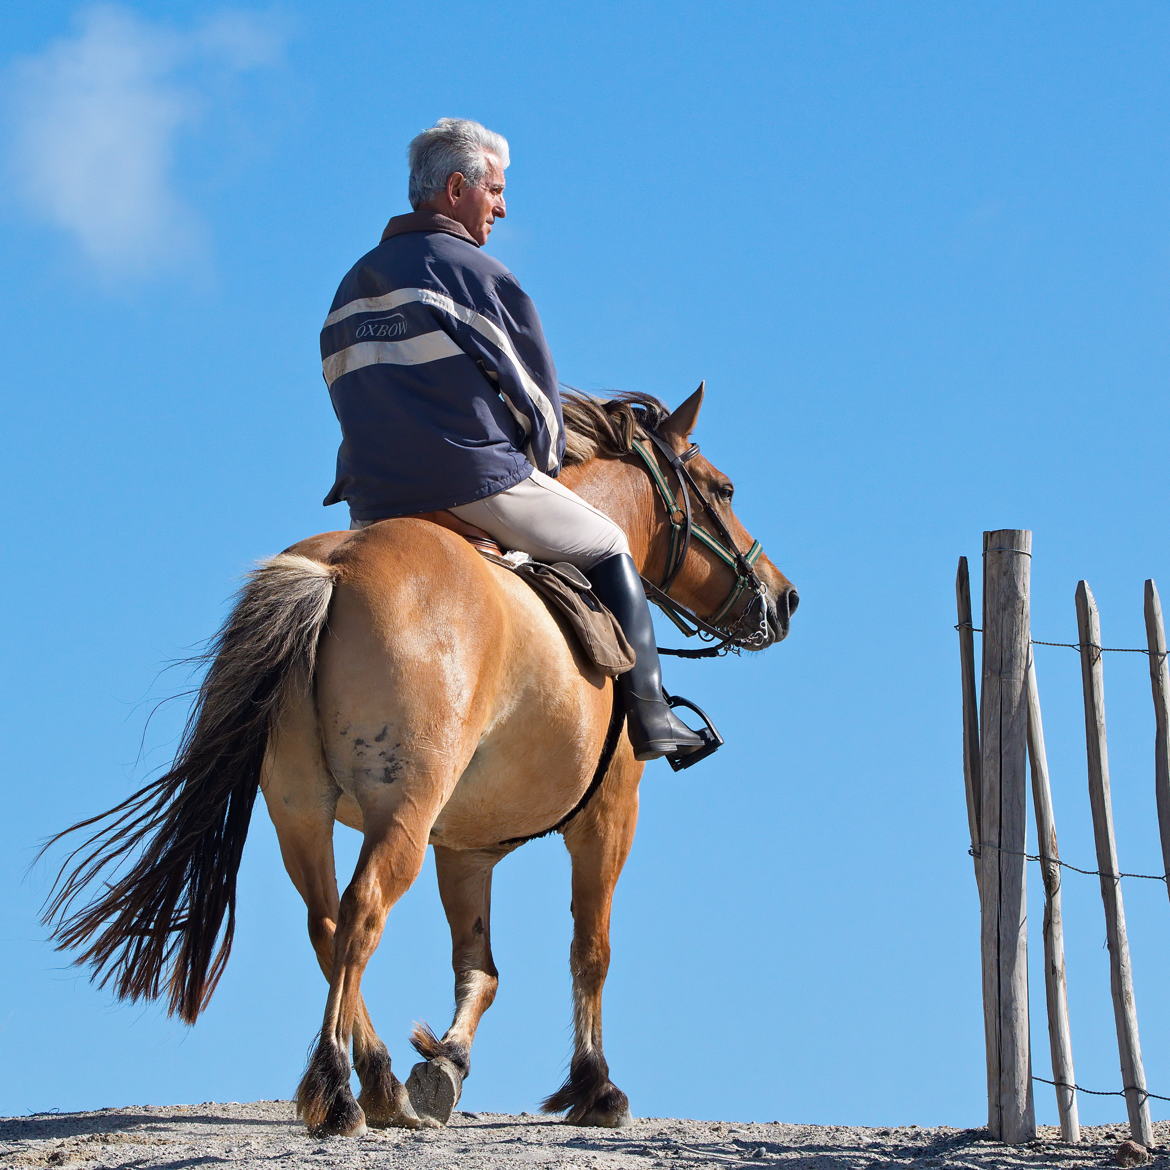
[968, 842, 1168, 884]
[955, 622, 1167, 661]
[1033, 1074, 1170, 1105]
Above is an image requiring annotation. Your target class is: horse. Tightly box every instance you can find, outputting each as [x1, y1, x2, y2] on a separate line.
[42, 384, 799, 1137]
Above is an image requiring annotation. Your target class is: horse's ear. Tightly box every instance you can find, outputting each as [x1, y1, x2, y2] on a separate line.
[663, 381, 705, 440]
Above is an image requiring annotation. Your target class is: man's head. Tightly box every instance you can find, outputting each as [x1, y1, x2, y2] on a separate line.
[408, 117, 509, 246]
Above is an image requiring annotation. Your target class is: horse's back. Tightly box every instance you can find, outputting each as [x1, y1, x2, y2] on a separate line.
[279, 520, 614, 847]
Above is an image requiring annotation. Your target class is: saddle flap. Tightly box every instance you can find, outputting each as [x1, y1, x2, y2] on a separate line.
[512, 561, 635, 676]
[533, 561, 591, 592]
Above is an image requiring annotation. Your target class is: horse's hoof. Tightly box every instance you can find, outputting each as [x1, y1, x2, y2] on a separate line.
[405, 1056, 462, 1125]
[570, 1107, 632, 1128]
[306, 1094, 368, 1138]
[359, 1081, 424, 1129]
[565, 1084, 632, 1128]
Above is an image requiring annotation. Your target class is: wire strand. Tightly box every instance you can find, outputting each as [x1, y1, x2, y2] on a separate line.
[954, 622, 1167, 660]
[1033, 1074, 1170, 1105]
[968, 843, 1168, 884]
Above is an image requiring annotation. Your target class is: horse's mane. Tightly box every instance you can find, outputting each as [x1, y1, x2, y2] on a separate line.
[561, 390, 671, 466]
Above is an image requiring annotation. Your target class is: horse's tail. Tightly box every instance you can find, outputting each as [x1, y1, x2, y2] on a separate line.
[41, 552, 338, 1024]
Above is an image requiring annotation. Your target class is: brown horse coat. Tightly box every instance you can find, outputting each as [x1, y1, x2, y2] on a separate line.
[43, 387, 798, 1137]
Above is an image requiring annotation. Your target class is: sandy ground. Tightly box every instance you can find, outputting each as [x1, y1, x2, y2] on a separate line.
[1, 1102, 1167, 1170]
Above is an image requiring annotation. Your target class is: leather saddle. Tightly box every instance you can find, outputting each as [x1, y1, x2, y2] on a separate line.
[410, 512, 634, 677]
[413, 510, 504, 557]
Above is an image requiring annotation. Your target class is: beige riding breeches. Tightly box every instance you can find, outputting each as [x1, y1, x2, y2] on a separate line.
[350, 469, 630, 570]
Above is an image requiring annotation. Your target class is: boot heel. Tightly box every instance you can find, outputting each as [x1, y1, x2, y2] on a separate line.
[661, 694, 724, 772]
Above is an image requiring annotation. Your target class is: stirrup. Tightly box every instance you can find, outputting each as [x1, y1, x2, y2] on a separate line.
[661, 693, 724, 771]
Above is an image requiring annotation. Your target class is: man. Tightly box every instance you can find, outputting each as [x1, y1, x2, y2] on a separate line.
[321, 117, 702, 760]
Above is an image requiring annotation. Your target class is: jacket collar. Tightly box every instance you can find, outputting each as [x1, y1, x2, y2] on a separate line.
[380, 211, 480, 246]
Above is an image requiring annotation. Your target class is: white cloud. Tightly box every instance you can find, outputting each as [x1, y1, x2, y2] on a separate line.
[5, 5, 285, 279]
[196, 11, 286, 70]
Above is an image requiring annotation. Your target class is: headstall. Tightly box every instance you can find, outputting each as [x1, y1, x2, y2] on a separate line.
[631, 429, 770, 658]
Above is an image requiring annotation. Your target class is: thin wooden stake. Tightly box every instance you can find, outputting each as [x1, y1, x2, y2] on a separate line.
[1143, 580, 1170, 903]
[1075, 581, 1153, 1148]
[1025, 652, 1080, 1143]
[979, 530, 1035, 1143]
[957, 556, 982, 887]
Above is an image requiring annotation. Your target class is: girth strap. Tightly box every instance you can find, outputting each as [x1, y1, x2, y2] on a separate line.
[497, 684, 625, 847]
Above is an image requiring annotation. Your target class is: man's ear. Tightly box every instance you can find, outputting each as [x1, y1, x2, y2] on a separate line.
[445, 171, 466, 204]
[662, 381, 705, 440]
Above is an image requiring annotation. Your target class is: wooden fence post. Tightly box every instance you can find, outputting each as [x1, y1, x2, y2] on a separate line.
[1025, 652, 1080, 1142]
[957, 557, 982, 886]
[1076, 582, 1153, 1148]
[1143, 580, 1170, 905]
[979, 530, 1035, 1142]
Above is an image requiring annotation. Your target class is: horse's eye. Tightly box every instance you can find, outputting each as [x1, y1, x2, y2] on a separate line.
[719, 482, 735, 502]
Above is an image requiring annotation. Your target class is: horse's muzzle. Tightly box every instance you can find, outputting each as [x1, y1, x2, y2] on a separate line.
[763, 585, 799, 646]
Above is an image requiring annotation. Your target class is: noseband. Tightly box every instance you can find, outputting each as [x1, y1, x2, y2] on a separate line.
[631, 429, 770, 657]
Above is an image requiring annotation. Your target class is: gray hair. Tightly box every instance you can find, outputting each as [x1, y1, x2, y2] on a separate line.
[407, 118, 510, 210]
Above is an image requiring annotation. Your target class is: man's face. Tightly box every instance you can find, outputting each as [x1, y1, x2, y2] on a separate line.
[449, 153, 506, 246]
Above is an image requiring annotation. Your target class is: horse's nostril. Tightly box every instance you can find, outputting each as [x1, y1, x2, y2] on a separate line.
[787, 588, 800, 616]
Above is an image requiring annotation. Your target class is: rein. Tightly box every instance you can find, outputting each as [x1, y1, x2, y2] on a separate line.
[498, 415, 760, 834]
[631, 429, 769, 658]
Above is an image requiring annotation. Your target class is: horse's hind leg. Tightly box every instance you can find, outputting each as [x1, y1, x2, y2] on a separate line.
[406, 845, 506, 1124]
[266, 806, 416, 1127]
[295, 796, 448, 1137]
[543, 752, 640, 1127]
[262, 707, 415, 1130]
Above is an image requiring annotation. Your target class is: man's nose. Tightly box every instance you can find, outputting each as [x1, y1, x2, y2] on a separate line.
[495, 197, 507, 218]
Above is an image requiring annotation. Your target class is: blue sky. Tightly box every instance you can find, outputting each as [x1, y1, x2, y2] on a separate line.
[4, 0, 1170, 1131]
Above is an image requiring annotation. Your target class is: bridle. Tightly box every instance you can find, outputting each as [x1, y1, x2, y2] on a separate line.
[631, 428, 771, 658]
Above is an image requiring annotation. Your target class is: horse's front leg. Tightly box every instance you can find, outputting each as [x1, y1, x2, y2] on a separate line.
[543, 751, 641, 1127]
[405, 845, 506, 1124]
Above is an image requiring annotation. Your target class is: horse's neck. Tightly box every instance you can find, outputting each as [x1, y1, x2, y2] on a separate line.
[557, 459, 654, 570]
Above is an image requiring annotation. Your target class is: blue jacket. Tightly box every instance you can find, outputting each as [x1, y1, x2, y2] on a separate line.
[321, 211, 565, 521]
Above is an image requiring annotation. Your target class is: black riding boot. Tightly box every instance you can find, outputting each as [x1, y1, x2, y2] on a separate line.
[586, 552, 706, 761]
